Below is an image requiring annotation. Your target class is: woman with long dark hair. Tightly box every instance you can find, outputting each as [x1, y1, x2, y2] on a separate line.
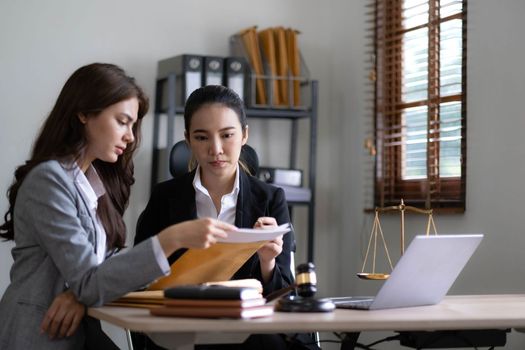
[0, 63, 235, 349]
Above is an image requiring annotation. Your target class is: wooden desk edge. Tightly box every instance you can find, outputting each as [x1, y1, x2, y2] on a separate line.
[89, 294, 525, 333]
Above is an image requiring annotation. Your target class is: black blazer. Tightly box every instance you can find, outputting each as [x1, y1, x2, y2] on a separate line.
[135, 169, 295, 296]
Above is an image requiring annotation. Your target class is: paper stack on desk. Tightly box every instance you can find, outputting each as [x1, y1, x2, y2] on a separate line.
[147, 224, 292, 290]
[151, 284, 274, 319]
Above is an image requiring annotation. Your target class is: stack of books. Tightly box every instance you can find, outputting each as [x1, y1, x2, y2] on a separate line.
[108, 279, 264, 308]
[150, 285, 274, 319]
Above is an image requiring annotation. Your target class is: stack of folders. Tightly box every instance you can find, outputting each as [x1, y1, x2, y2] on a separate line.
[150, 285, 274, 319]
[234, 26, 305, 108]
[107, 290, 163, 308]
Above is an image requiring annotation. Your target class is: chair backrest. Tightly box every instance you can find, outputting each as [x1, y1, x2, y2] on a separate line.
[240, 143, 260, 177]
[169, 140, 260, 178]
[169, 140, 192, 178]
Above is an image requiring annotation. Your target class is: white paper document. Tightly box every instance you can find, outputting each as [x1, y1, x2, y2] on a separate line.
[219, 223, 291, 243]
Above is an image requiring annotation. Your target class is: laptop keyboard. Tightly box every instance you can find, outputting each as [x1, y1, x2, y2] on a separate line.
[330, 297, 375, 310]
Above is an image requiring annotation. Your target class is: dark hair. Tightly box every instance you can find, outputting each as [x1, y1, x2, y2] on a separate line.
[184, 85, 247, 133]
[183, 85, 250, 172]
[0, 63, 149, 249]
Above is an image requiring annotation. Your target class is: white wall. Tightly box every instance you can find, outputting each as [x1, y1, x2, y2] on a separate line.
[2, 0, 525, 348]
[0, 0, 336, 291]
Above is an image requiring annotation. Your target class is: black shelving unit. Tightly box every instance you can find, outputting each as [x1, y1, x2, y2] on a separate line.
[150, 74, 318, 262]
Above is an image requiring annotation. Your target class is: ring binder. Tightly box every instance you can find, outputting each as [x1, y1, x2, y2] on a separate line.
[202, 56, 224, 86]
[158, 54, 203, 108]
[224, 56, 248, 101]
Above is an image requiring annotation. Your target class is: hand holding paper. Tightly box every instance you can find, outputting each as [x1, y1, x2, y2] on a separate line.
[254, 216, 277, 229]
[157, 217, 234, 256]
[147, 223, 292, 290]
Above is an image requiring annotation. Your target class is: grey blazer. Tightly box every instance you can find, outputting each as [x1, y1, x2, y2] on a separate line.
[0, 160, 167, 349]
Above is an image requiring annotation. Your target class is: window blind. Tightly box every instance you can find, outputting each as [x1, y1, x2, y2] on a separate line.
[366, 0, 467, 212]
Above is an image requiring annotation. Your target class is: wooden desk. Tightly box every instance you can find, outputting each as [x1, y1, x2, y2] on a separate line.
[89, 294, 525, 349]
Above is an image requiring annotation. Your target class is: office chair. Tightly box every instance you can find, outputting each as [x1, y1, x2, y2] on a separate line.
[169, 140, 260, 177]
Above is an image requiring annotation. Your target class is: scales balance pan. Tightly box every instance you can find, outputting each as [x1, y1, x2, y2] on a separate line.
[358, 199, 438, 280]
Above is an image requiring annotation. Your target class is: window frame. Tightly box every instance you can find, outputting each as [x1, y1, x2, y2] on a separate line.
[371, 0, 467, 212]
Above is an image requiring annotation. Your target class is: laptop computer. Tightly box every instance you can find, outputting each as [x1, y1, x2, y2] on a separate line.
[331, 234, 483, 310]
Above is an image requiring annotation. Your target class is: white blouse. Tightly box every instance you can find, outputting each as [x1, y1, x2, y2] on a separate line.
[193, 164, 240, 225]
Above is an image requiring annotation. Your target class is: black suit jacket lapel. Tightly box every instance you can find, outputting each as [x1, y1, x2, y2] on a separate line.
[168, 172, 198, 224]
[236, 170, 265, 228]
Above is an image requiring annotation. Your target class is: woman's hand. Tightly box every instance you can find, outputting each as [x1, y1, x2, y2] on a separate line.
[253, 216, 278, 230]
[40, 290, 85, 339]
[254, 217, 283, 282]
[254, 217, 282, 262]
[257, 235, 284, 262]
[157, 218, 236, 257]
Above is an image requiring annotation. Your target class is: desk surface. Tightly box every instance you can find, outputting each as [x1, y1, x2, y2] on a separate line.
[89, 294, 525, 334]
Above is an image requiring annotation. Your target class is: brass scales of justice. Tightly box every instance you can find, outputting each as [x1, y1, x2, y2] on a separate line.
[358, 199, 438, 280]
